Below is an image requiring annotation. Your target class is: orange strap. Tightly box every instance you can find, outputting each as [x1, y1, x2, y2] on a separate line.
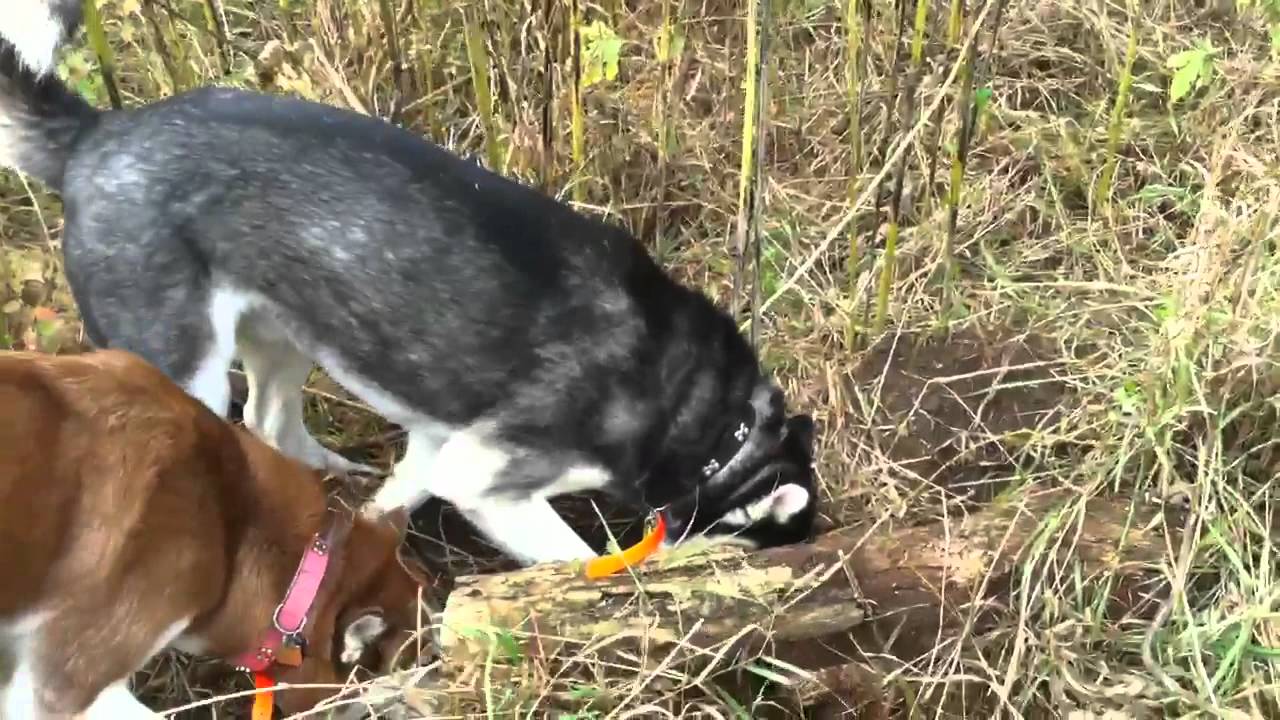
[585, 513, 667, 579]
[251, 672, 275, 720]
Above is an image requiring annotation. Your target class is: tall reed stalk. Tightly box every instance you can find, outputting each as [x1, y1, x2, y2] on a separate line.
[864, 0, 909, 333]
[940, 28, 975, 323]
[872, 0, 929, 336]
[414, 0, 444, 141]
[463, 5, 504, 171]
[82, 0, 123, 109]
[941, 0, 1008, 323]
[1095, 9, 1138, 215]
[376, 0, 409, 122]
[139, 0, 185, 92]
[199, 0, 230, 75]
[569, 0, 586, 204]
[947, 0, 964, 42]
[733, 0, 769, 328]
[843, 0, 869, 349]
[922, 0, 964, 220]
[539, 0, 557, 190]
[654, 0, 684, 262]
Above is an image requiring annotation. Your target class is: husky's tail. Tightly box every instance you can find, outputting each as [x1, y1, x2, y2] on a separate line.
[0, 0, 99, 191]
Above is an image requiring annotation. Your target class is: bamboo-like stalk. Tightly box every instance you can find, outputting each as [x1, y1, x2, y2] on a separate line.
[82, 0, 123, 109]
[941, 0, 1008, 322]
[485, 3, 519, 171]
[872, 0, 928, 336]
[414, 0, 443, 141]
[843, 0, 869, 349]
[199, 0, 230, 75]
[947, 0, 964, 46]
[376, 0, 410, 122]
[162, 2, 192, 86]
[908, 0, 929, 63]
[654, 0, 683, 261]
[139, 0, 183, 92]
[1095, 11, 1138, 215]
[569, 0, 586, 204]
[274, 0, 297, 43]
[733, 0, 768, 324]
[940, 33, 976, 325]
[540, 0, 557, 190]
[748, 0, 771, 348]
[966, 0, 1008, 135]
[603, 0, 624, 27]
[463, 5, 504, 171]
[922, 0, 964, 220]
[862, 0, 909, 333]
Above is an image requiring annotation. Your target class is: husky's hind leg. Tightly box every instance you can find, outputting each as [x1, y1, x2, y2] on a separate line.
[237, 328, 377, 475]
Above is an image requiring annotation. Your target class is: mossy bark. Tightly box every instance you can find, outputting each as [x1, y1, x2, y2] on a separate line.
[438, 488, 1171, 672]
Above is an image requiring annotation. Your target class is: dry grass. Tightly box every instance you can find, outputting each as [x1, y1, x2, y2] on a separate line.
[3, 0, 1280, 717]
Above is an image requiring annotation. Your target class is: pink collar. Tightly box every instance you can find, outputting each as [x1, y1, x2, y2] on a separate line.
[231, 512, 349, 673]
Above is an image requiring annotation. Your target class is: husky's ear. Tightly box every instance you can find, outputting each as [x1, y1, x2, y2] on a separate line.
[340, 610, 389, 664]
[740, 482, 812, 525]
[784, 414, 816, 454]
[764, 483, 811, 523]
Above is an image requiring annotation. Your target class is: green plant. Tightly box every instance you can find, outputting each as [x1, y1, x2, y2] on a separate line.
[1166, 40, 1217, 107]
[1095, 14, 1137, 213]
[578, 20, 622, 88]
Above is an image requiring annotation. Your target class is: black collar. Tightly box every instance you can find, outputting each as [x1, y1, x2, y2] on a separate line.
[699, 403, 755, 479]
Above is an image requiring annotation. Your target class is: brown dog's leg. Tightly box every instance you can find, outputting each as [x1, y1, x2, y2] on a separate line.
[25, 608, 190, 719]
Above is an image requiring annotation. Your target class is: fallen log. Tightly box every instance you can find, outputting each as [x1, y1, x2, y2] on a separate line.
[438, 486, 1172, 678]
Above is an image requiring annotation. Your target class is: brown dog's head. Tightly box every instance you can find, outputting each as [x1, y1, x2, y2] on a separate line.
[269, 509, 431, 717]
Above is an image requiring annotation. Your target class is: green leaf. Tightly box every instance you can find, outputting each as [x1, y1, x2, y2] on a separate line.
[580, 21, 623, 88]
[974, 86, 994, 116]
[742, 661, 794, 686]
[493, 628, 524, 664]
[568, 684, 602, 701]
[1169, 55, 1203, 103]
[1165, 48, 1200, 69]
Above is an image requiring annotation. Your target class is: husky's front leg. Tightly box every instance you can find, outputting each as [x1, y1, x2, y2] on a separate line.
[458, 499, 597, 565]
[367, 429, 447, 513]
[368, 426, 596, 565]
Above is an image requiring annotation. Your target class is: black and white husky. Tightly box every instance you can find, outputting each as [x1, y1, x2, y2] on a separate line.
[0, 5, 819, 565]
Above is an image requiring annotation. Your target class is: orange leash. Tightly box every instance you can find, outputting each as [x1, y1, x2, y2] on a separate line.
[251, 672, 275, 720]
[585, 513, 667, 579]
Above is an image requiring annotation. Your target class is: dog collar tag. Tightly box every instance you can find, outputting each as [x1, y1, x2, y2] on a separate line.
[276, 644, 303, 667]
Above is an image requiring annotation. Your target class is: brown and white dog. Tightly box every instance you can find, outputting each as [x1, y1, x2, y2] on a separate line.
[0, 349, 428, 719]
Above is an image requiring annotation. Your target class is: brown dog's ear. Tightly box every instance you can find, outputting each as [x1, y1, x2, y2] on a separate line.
[339, 609, 389, 664]
[395, 544, 435, 590]
[374, 506, 410, 539]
